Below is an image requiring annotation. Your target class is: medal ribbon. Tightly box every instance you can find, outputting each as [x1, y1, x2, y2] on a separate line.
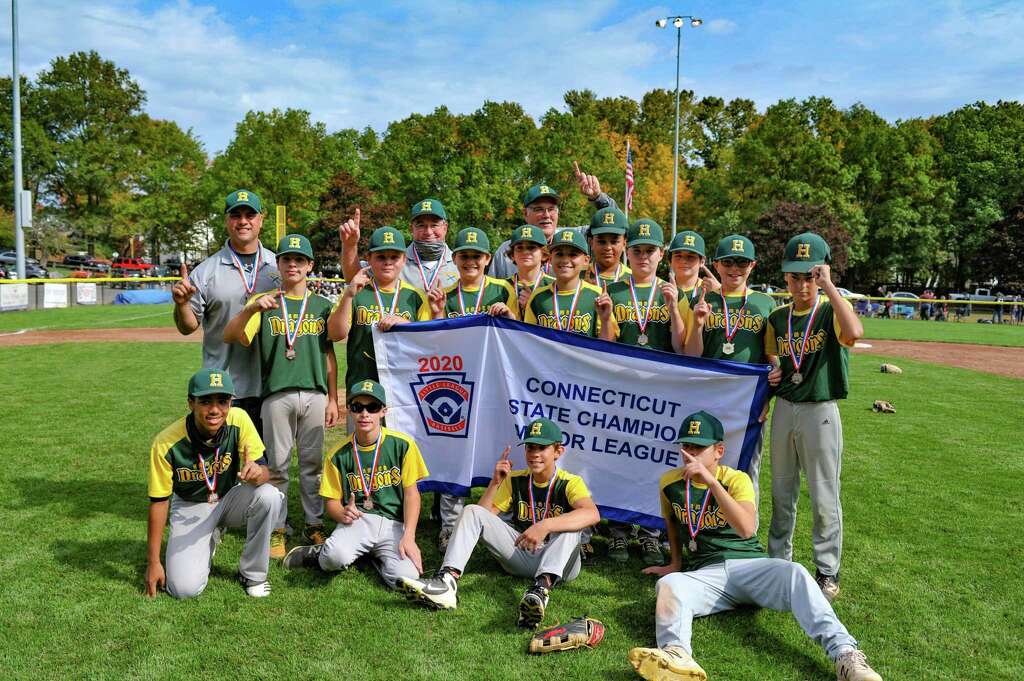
[551, 282, 582, 332]
[457, 280, 487, 315]
[514, 272, 545, 296]
[720, 286, 749, 343]
[786, 294, 822, 374]
[371, 278, 401, 322]
[227, 243, 262, 294]
[684, 478, 714, 545]
[593, 261, 621, 285]
[197, 446, 221, 496]
[279, 291, 309, 354]
[351, 432, 384, 503]
[412, 247, 443, 291]
[628, 276, 659, 336]
[527, 469, 559, 524]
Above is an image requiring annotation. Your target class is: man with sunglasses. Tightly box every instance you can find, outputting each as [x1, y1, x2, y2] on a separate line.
[488, 162, 619, 279]
[172, 190, 278, 434]
[145, 368, 283, 600]
[681, 235, 781, 504]
[283, 380, 428, 590]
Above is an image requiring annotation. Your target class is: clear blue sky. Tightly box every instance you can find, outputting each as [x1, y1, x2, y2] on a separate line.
[3, 0, 1022, 153]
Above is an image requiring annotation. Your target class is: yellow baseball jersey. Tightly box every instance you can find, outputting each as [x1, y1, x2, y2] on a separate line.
[523, 281, 603, 336]
[492, 469, 592, 532]
[442, 276, 519, 318]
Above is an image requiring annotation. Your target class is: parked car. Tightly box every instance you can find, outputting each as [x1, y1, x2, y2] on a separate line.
[836, 287, 866, 299]
[111, 256, 154, 272]
[63, 254, 106, 269]
[890, 291, 920, 318]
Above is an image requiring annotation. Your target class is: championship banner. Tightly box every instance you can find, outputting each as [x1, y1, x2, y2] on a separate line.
[374, 315, 770, 528]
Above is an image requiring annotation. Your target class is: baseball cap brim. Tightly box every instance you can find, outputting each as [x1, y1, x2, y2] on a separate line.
[225, 199, 260, 213]
[369, 245, 406, 253]
[452, 244, 490, 253]
[628, 236, 664, 248]
[673, 434, 720, 446]
[589, 225, 627, 236]
[518, 435, 560, 445]
[348, 386, 386, 405]
[781, 259, 822, 273]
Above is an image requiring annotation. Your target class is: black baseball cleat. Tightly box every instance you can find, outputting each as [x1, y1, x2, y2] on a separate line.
[816, 570, 841, 602]
[282, 544, 324, 571]
[517, 583, 550, 629]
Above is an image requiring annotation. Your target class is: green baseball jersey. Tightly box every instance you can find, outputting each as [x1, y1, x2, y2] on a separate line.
[443, 276, 519, 318]
[585, 262, 632, 286]
[679, 289, 775, 363]
[660, 465, 765, 571]
[148, 408, 265, 503]
[492, 469, 592, 533]
[605, 278, 674, 351]
[346, 282, 430, 390]
[765, 296, 853, 402]
[523, 281, 603, 337]
[506, 272, 555, 318]
[244, 291, 334, 397]
[320, 427, 429, 523]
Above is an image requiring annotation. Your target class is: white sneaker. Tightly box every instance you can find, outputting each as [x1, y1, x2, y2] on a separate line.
[239, 574, 271, 598]
[628, 646, 707, 681]
[835, 650, 882, 681]
[397, 570, 458, 610]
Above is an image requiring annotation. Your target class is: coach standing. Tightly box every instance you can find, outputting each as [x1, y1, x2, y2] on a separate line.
[172, 189, 279, 432]
[487, 162, 619, 279]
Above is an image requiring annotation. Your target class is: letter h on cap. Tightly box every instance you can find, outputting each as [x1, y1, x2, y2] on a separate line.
[796, 243, 811, 259]
[210, 373, 224, 387]
[688, 420, 701, 435]
[531, 421, 543, 436]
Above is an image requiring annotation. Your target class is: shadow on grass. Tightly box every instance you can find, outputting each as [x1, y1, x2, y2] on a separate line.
[6, 476, 146, 521]
[51, 538, 149, 587]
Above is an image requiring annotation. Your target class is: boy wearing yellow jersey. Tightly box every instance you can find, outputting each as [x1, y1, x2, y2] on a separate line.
[398, 418, 600, 629]
[223, 234, 339, 557]
[504, 224, 554, 315]
[524, 229, 602, 337]
[431, 227, 519, 320]
[283, 380, 428, 588]
[145, 368, 283, 599]
[628, 411, 882, 681]
[764, 233, 863, 602]
[586, 207, 631, 285]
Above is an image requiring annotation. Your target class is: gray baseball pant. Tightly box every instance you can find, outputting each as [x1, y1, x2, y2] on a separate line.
[262, 389, 327, 528]
[609, 521, 661, 540]
[655, 558, 857, 661]
[318, 513, 419, 587]
[439, 493, 465, 534]
[768, 398, 844, 576]
[442, 504, 581, 582]
[165, 482, 285, 599]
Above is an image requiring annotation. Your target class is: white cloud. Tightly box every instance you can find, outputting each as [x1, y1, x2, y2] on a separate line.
[705, 18, 737, 35]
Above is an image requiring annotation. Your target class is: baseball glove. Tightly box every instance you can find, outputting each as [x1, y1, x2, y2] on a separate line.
[880, 363, 903, 374]
[872, 400, 896, 413]
[528, 616, 605, 654]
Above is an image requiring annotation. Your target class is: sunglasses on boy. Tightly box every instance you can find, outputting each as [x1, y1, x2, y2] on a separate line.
[718, 258, 752, 269]
[348, 400, 384, 414]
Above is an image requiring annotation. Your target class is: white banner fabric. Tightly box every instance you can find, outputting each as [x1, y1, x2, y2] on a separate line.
[0, 283, 29, 311]
[43, 283, 68, 309]
[374, 315, 770, 528]
[75, 282, 98, 305]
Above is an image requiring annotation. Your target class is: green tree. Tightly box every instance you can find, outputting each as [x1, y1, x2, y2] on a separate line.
[749, 202, 852, 286]
[0, 76, 57, 213]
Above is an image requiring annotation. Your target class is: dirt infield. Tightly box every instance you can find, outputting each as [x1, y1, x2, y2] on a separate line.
[854, 340, 1024, 379]
[1, 326, 1021, 379]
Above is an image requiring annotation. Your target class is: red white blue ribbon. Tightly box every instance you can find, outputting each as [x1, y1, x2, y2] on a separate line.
[685, 478, 713, 547]
[351, 432, 384, 503]
[720, 286, 749, 344]
[279, 291, 309, 354]
[786, 294, 822, 374]
[627, 276, 659, 337]
[527, 469, 559, 524]
[227, 243, 262, 294]
[552, 282, 582, 332]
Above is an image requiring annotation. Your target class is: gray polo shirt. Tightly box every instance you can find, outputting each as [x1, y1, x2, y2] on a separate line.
[488, 192, 617, 279]
[400, 242, 459, 292]
[187, 241, 280, 399]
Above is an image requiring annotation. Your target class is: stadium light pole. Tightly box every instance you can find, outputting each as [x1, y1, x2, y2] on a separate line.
[655, 14, 702, 241]
[11, 0, 26, 279]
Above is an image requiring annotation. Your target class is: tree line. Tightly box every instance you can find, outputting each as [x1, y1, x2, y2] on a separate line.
[2, 50, 1022, 290]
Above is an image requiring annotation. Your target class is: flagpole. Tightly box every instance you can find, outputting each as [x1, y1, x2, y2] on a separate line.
[624, 140, 630, 222]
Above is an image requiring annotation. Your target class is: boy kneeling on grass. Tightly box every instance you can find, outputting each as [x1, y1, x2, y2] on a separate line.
[397, 418, 600, 629]
[283, 380, 428, 588]
[628, 410, 881, 681]
[146, 368, 283, 599]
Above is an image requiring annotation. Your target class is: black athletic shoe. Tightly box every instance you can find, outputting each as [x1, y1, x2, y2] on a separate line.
[517, 583, 550, 629]
[815, 570, 840, 602]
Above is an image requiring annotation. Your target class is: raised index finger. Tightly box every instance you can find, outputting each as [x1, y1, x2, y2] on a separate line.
[179, 263, 188, 280]
[573, 160, 582, 178]
[354, 207, 361, 228]
[500, 445, 511, 461]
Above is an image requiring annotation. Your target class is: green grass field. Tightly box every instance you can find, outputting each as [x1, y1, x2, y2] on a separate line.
[1, 338, 1021, 681]
[0, 303, 175, 332]
[860, 316, 1024, 347]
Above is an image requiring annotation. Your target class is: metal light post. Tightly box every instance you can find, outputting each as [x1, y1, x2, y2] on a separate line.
[655, 14, 702, 241]
[11, 0, 26, 278]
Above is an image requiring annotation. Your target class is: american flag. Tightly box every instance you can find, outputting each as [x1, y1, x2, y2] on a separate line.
[624, 141, 635, 212]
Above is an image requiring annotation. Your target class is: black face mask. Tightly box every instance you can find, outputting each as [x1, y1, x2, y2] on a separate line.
[413, 239, 446, 261]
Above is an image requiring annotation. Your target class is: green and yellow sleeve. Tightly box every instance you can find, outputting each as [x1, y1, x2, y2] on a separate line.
[491, 476, 514, 513]
[320, 454, 344, 500]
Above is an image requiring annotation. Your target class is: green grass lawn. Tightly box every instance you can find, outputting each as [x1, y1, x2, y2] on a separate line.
[0, 303, 175, 332]
[0, 343, 1021, 680]
[860, 316, 1024, 347]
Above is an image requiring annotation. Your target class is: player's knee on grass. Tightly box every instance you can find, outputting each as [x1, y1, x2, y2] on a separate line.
[318, 536, 358, 572]
[654, 573, 687, 619]
[379, 556, 419, 588]
[166, 571, 209, 600]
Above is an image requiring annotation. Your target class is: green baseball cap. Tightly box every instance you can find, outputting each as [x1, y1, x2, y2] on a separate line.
[188, 368, 235, 398]
[589, 207, 629, 236]
[369, 226, 407, 253]
[277, 233, 314, 260]
[510, 224, 547, 247]
[348, 379, 387, 406]
[452, 227, 491, 254]
[519, 417, 563, 446]
[715, 234, 756, 261]
[523, 183, 561, 207]
[781, 232, 831, 273]
[668, 230, 705, 257]
[549, 228, 589, 256]
[627, 219, 664, 248]
[673, 410, 724, 446]
[411, 198, 448, 221]
[224, 189, 262, 214]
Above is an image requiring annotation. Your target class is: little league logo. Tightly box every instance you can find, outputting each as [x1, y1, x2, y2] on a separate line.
[409, 372, 475, 438]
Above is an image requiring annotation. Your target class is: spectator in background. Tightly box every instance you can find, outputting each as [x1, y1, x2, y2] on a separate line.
[992, 294, 1004, 324]
[920, 289, 935, 320]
